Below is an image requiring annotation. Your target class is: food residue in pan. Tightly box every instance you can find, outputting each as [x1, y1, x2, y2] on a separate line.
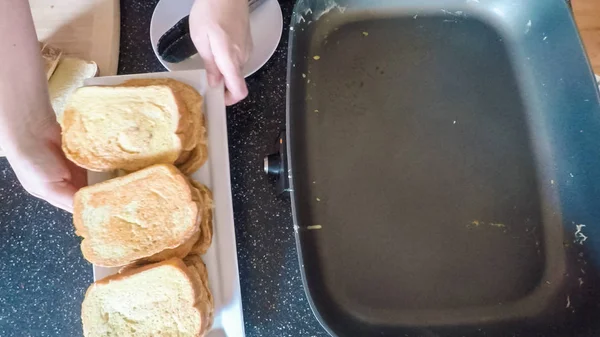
[313, 55, 321, 60]
[467, 220, 507, 231]
[470, 220, 482, 228]
[307, 225, 323, 230]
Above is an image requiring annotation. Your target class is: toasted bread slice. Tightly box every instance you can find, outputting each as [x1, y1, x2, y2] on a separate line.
[123, 79, 209, 173]
[48, 57, 98, 124]
[73, 164, 199, 267]
[176, 109, 207, 174]
[176, 149, 193, 165]
[62, 84, 186, 172]
[178, 143, 208, 175]
[188, 181, 213, 255]
[183, 255, 214, 334]
[121, 78, 204, 152]
[82, 258, 209, 337]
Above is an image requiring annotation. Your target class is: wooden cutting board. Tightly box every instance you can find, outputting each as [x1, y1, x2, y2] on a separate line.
[30, 0, 120, 76]
[572, 0, 600, 73]
[0, 0, 120, 157]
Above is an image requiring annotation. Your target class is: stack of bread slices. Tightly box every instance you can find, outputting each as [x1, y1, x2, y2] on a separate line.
[61, 78, 214, 337]
[62, 78, 208, 174]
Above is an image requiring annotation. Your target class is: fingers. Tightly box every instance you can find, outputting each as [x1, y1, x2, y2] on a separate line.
[26, 181, 77, 213]
[44, 181, 78, 213]
[206, 61, 224, 88]
[211, 41, 248, 105]
[192, 30, 249, 105]
[192, 29, 224, 88]
[223, 69, 248, 106]
[66, 159, 87, 190]
[244, 30, 253, 64]
[196, 36, 223, 87]
[14, 141, 84, 213]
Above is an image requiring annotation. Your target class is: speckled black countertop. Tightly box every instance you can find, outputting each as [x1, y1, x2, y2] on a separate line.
[0, 0, 327, 336]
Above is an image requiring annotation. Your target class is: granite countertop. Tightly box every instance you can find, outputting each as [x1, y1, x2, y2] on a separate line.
[0, 0, 327, 335]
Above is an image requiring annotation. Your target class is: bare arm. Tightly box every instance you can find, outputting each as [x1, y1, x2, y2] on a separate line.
[0, 0, 52, 145]
[0, 0, 86, 212]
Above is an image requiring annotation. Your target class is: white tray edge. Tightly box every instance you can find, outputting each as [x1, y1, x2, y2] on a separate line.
[84, 70, 245, 337]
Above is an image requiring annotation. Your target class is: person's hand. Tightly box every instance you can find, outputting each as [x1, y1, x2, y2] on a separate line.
[5, 113, 87, 212]
[189, 0, 252, 105]
[0, 0, 86, 212]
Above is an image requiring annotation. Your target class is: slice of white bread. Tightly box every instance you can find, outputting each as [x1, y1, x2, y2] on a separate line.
[62, 84, 186, 172]
[82, 257, 212, 337]
[189, 180, 213, 255]
[118, 179, 213, 266]
[121, 78, 205, 152]
[179, 110, 208, 174]
[73, 164, 200, 267]
[40, 42, 62, 80]
[183, 255, 214, 334]
[181, 143, 208, 175]
[49, 57, 98, 124]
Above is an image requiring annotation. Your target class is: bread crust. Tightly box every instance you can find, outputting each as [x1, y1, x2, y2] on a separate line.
[82, 258, 206, 337]
[188, 181, 213, 255]
[177, 143, 208, 175]
[73, 164, 199, 267]
[183, 255, 214, 335]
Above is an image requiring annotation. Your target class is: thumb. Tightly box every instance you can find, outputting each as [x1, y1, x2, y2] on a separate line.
[44, 181, 78, 213]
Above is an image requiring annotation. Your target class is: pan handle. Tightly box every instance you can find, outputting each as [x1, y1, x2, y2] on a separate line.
[263, 130, 290, 194]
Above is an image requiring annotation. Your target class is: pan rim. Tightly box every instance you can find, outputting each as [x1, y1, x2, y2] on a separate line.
[286, 0, 600, 334]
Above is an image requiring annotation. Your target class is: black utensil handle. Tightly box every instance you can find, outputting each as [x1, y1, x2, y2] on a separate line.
[157, 16, 195, 63]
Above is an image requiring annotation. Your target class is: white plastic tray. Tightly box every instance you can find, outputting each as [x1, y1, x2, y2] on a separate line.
[84, 70, 245, 337]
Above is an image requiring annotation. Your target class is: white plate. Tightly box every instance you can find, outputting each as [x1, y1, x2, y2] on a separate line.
[150, 0, 283, 77]
[85, 70, 245, 337]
